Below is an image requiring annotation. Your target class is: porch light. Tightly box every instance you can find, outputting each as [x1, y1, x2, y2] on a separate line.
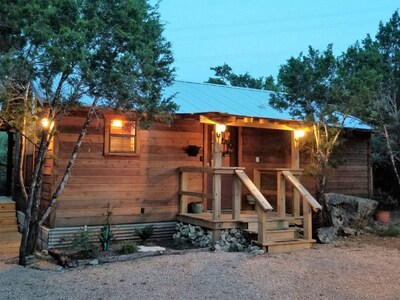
[111, 119, 123, 128]
[294, 129, 305, 141]
[215, 124, 226, 134]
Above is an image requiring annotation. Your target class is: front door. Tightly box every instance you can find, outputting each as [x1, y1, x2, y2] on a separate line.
[206, 126, 238, 210]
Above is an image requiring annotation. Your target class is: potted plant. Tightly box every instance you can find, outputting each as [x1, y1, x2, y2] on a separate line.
[189, 202, 202, 214]
[375, 192, 398, 223]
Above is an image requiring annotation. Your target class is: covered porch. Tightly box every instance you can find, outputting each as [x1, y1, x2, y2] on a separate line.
[177, 116, 322, 252]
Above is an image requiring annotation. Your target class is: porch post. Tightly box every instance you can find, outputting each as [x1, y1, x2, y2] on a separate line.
[212, 124, 222, 220]
[291, 131, 301, 218]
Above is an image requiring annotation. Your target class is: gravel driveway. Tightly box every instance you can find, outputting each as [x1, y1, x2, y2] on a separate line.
[0, 239, 399, 300]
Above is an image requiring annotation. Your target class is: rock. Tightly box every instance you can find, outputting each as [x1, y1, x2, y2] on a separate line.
[317, 227, 337, 244]
[325, 193, 378, 231]
[89, 259, 99, 266]
[342, 227, 359, 236]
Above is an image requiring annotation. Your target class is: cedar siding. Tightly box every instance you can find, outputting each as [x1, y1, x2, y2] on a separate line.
[53, 114, 203, 227]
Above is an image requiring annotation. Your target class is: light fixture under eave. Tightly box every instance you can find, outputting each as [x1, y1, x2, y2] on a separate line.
[294, 129, 305, 140]
[215, 124, 226, 134]
[111, 119, 123, 128]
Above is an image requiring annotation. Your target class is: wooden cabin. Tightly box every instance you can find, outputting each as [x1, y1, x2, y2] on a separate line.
[7, 81, 372, 252]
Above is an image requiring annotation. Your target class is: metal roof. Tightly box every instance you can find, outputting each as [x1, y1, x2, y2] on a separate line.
[163, 81, 371, 131]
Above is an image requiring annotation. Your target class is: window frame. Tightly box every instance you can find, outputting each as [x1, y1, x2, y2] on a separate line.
[104, 116, 140, 157]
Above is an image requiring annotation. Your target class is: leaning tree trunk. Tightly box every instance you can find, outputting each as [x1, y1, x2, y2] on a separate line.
[19, 98, 99, 266]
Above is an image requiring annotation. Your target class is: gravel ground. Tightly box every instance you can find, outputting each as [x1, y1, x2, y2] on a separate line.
[0, 238, 399, 300]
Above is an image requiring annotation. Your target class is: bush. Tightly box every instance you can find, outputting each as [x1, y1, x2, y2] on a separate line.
[70, 228, 98, 258]
[135, 225, 155, 245]
[378, 225, 400, 237]
[118, 243, 138, 254]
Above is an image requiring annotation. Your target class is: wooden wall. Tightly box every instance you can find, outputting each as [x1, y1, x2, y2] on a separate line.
[240, 128, 292, 209]
[300, 130, 372, 198]
[52, 113, 203, 227]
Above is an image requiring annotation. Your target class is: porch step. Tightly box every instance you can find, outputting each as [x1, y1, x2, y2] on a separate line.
[246, 218, 292, 231]
[261, 239, 316, 253]
[0, 197, 20, 254]
[243, 227, 301, 241]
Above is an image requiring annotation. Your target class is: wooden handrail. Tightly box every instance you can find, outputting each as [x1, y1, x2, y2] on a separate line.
[281, 170, 322, 212]
[234, 170, 273, 212]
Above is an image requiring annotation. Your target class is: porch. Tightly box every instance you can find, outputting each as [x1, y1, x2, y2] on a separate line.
[177, 166, 322, 253]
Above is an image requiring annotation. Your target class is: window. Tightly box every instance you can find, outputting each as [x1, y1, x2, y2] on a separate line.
[105, 118, 138, 155]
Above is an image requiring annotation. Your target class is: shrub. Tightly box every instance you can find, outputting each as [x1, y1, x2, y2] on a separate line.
[378, 225, 400, 237]
[71, 227, 98, 258]
[118, 243, 138, 254]
[135, 225, 155, 245]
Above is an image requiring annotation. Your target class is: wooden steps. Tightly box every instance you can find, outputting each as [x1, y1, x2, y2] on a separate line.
[243, 217, 316, 253]
[0, 196, 21, 254]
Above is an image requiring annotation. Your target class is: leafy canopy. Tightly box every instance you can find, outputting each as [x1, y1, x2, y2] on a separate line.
[0, 0, 177, 124]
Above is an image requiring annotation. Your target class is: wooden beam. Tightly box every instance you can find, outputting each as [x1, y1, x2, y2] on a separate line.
[213, 174, 221, 220]
[276, 171, 286, 218]
[235, 169, 273, 211]
[303, 197, 312, 240]
[179, 191, 214, 199]
[227, 119, 294, 131]
[257, 204, 268, 245]
[232, 176, 241, 220]
[291, 131, 301, 218]
[179, 172, 188, 214]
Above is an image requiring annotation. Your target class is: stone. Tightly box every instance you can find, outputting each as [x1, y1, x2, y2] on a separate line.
[325, 193, 378, 231]
[342, 227, 359, 236]
[316, 226, 337, 244]
[89, 259, 99, 266]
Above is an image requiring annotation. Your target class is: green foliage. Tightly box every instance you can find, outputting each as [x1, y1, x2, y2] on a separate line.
[98, 204, 114, 251]
[378, 225, 400, 237]
[174, 237, 189, 250]
[374, 190, 399, 210]
[206, 63, 279, 91]
[135, 225, 155, 245]
[70, 228, 98, 258]
[0, 0, 177, 125]
[118, 243, 138, 254]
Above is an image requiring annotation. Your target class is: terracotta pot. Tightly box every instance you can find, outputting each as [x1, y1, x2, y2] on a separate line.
[375, 210, 390, 223]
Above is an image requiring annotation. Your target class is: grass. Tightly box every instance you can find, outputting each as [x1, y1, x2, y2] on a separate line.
[378, 225, 400, 237]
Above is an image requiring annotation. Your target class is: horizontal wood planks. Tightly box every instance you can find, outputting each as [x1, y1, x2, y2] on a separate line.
[301, 132, 371, 197]
[54, 115, 203, 227]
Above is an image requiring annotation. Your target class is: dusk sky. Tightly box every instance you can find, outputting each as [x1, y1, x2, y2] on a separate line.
[155, 1, 399, 83]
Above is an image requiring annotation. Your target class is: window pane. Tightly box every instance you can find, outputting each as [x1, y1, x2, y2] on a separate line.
[110, 120, 135, 135]
[110, 136, 135, 152]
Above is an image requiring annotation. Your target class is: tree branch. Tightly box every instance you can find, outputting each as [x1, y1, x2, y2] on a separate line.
[39, 98, 99, 225]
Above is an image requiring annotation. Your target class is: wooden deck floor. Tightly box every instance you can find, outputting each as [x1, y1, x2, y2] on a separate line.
[177, 210, 302, 230]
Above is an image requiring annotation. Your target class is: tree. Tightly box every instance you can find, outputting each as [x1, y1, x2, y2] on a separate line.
[0, 0, 176, 266]
[339, 10, 400, 205]
[206, 63, 279, 90]
[270, 45, 351, 226]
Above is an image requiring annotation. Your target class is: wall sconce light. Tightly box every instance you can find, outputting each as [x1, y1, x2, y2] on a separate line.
[40, 118, 54, 130]
[294, 129, 305, 141]
[111, 119, 123, 128]
[215, 124, 226, 138]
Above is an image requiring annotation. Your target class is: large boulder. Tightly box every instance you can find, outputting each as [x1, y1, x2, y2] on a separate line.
[325, 193, 378, 234]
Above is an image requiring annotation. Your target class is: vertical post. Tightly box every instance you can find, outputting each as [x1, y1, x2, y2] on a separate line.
[253, 169, 261, 190]
[257, 204, 268, 245]
[213, 124, 222, 220]
[179, 171, 188, 214]
[303, 197, 312, 240]
[291, 131, 301, 218]
[232, 175, 241, 220]
[276, 171, 286, 218]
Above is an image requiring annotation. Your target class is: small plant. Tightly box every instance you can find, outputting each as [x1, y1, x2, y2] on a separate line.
[378, 225, 400, 237]
[71, 226, 98, 258]
[99, 204, 114, 251]
[118, 243, 138, 254]
[375, 190, 399, 210]
[135, 225, 155, 245]
[174, 237, 189, 250]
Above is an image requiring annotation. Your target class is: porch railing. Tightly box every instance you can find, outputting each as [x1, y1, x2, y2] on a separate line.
[254, 168, 322, 240]
[178, 166, 273, 245]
